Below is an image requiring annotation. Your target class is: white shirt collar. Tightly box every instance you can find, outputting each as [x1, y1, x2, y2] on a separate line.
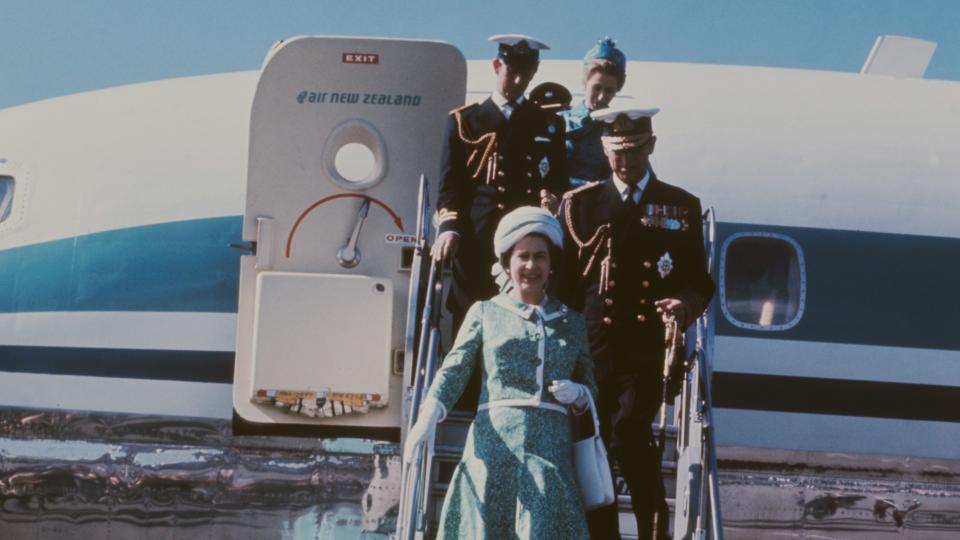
[491, 92, 524, 119]
[611, 169, 651, 204]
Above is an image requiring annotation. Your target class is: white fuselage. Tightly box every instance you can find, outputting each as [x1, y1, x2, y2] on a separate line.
[1, 58, 958, 460]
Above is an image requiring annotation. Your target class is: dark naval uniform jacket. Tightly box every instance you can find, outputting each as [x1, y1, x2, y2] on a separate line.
[557, 172, 714, 415]
[437, 96, 568, 321]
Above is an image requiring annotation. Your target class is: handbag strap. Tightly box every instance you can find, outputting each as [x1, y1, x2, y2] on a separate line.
[584, 392, 602, 439]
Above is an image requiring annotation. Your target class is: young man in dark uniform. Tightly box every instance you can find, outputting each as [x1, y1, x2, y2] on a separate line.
[557, 107, 715, 540]
[431, 34, 569, 331]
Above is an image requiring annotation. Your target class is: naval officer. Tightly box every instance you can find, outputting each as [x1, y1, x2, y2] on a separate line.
[557, 106, 714, 539]
[431, 34, 569, 332]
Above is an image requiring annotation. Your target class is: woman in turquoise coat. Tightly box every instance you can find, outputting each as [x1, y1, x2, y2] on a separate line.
[403, 207, 598, 539]
[561, 37, 628, 186]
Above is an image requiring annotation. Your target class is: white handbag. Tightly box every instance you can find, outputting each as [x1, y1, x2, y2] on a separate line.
[573, 393, 616, 510]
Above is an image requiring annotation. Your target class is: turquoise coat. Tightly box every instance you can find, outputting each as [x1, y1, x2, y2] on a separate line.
[427, 294, 598, 539]
[560, 100, 611, 186]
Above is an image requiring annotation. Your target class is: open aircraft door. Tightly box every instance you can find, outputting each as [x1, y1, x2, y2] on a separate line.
[233, 37, 465, 439]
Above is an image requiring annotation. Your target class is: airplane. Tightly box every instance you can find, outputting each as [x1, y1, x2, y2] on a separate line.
[0, 35, 958, 539]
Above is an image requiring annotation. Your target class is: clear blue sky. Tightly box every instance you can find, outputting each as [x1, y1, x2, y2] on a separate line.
[2, 0, 958, 109]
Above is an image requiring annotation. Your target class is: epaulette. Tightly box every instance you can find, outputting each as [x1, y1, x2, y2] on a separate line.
[452, 102, 497, 182]
[449, 102, 479, 115]
[562, 181, 603, 200]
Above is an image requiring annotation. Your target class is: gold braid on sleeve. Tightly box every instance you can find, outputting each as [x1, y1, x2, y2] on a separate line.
[453, 109, 498, 184]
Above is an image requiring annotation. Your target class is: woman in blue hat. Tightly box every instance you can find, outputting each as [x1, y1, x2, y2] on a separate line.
[404, 207, 597, 539]
[561, 37, 627, 186]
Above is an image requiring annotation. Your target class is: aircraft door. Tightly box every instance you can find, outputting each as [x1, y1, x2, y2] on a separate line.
[233, 37, 466, 438]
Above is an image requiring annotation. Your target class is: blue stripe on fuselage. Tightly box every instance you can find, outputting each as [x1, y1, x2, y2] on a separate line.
[0, 345, 233, 383]
[0, 216, 243, 313]
[2, 217, 958, 351]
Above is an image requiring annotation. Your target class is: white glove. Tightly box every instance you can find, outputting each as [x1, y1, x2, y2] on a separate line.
[402, 399, 445, 463]
[548, 380, 588, 409]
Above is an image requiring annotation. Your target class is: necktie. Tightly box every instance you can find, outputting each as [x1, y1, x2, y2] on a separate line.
[624, 184, 638, 209]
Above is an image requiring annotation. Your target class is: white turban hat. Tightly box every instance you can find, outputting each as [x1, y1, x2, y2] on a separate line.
[493, 206, 564, 257]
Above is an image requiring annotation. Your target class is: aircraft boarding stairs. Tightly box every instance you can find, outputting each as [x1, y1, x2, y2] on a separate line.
[397, 178, 723, 540]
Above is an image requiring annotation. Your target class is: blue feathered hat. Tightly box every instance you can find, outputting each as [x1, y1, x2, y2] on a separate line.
[584, 37, 626, 75]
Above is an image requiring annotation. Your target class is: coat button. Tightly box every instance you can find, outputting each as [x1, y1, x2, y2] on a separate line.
[642, 280, 650, 288]
[497, 171, 504, 177]
[640, 298, 647, 305]
[611, 262, 617, 269]
[643, 261, 652, 269]
[497, 186, 506, 193]
[526, 155, 533, 161]
[637, 314, 646, 322]
[602, 317, 612, 325]
[608, 280, 616, 288]
[526, 172, 534, 178]
[497, 155, 504, 161]
[604, 298, 613, 306]
[526, 189, 533, 195]
[497, 203, 505, 210]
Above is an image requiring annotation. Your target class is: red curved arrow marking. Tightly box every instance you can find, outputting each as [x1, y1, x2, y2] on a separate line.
[286, 193, 405, 258]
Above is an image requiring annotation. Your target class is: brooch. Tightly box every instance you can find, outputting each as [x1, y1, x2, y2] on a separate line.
[538, 156, 550, 178]
[657, 252, 673, 279]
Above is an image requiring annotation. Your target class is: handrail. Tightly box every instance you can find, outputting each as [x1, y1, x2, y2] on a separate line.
[692, 311, 723, 540]
[673, 207, 723, 540]
[694, 206, 723, 540]
[703, 207, 716, 274]
[397, 261, 444, 540]
[396, 174, 445, 540]
[402, 174, 430, 386]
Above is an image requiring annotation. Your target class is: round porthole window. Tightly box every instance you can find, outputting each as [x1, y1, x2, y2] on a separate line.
[322, 119, 388, 190]
[334, 143, 376, 183]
